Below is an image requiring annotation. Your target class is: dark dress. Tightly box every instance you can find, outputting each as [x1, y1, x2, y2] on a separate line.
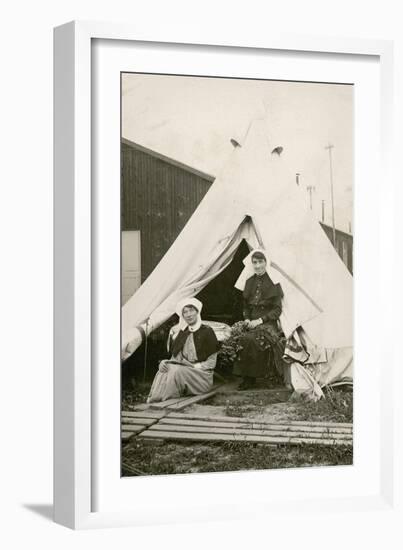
[233, 272, 287, 380]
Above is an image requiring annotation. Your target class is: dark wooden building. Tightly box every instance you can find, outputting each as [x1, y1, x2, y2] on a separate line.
[320, 222, 353, 274]
[121, 139, 214, 302]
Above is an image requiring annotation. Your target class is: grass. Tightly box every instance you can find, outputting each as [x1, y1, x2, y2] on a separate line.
[204, 386, 292, 418]
[293, 387, 353, 423]
[202, 385, 353, 423]
[122, 438, 353, 477]
[122, 382, 152, 410]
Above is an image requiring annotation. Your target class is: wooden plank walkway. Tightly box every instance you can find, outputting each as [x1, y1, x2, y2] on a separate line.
[156, 418, 352, 438]
[165, 411, 353, 430]
[121, 384, 223, 440]
[122, 408, 353, 446]
[121, 410, 166, 441]
[122, 385, 225, 440]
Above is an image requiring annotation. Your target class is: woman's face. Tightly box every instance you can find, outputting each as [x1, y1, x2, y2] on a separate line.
[252, 257, 266, 276]
[182, 305, 199, 326]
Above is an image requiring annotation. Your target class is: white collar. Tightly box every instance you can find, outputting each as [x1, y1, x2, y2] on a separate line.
[187, 318, 202, 332]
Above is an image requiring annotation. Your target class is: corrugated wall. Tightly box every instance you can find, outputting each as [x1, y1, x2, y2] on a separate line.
[320, 223, 353, 274]
[122, 142, 213, 281]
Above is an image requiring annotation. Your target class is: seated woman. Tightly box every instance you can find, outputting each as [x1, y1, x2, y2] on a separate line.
[147, 298, 219, 403]
[233, 250, 291, 390]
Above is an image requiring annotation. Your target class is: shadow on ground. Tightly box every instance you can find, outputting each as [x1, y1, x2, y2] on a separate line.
[23, 504, 53, 522]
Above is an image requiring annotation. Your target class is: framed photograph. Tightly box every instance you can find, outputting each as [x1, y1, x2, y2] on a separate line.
[54, 21, 395, 529]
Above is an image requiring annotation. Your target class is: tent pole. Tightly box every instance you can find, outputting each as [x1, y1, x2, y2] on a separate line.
[143, 319, 149, 383]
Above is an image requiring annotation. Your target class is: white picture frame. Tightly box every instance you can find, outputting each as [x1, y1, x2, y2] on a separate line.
[54, 21, 396, 530]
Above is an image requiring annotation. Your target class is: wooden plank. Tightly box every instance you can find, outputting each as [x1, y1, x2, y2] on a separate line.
[132, 404, 151, 411]
[165, 387, 222, 411]
[120, 417, 159, 426]
[165, 412, 353, 430]
[149, 396, 188, 410]
[139, 430, 352, 446]
[149, 385, 224, 411]
[122, 138, 215, 182]
[122, 142, 213, 280]
[286, 420, 352, 428]
[122, 431, 134, 441]
[147, 424, 352, 441]
[121, 410, 167, 419]
[121, 424, 149, 434]
[157, 417, 352, 435]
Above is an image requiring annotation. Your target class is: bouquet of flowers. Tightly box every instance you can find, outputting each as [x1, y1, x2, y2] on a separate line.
[217, 320, 249, 369]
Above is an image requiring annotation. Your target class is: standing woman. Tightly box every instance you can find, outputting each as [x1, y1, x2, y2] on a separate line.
[147, 298, 219, 403]
[233, 250, 290, 390]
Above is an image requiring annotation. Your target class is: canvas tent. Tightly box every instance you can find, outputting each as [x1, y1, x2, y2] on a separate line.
[121, 118, 353, 397]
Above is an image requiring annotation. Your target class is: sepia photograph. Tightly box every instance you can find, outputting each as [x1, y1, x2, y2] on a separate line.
[120, 73, 353, 477]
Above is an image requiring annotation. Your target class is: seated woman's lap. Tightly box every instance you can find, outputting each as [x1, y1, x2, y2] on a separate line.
[158, 361, 194, 377]
[158, 361, 181, 374]
[240, 330, 264, 349]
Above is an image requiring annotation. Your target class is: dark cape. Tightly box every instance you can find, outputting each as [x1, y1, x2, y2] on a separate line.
[171, 324, 219, 362]
[233, 272, 288, 381]
[243, 272, 283, 325]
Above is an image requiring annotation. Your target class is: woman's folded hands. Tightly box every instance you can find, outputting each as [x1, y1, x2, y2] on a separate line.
[245, 318, 263, 330]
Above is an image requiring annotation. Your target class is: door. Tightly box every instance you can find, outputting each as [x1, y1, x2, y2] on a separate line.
[122, 230, 141, 305]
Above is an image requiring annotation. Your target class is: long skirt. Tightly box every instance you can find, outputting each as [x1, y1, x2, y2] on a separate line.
[147, 360, 214, 403]
[233, 322, 289, 381]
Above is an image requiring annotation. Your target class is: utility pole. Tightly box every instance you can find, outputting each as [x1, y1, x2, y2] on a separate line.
[296, 173, 300, 186]
[306, 185, 315, 210]
[322, 200, 325, 223]
[325, 143, 336, 246]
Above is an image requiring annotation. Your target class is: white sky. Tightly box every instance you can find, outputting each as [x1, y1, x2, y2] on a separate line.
[122, 74, 353, 233]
